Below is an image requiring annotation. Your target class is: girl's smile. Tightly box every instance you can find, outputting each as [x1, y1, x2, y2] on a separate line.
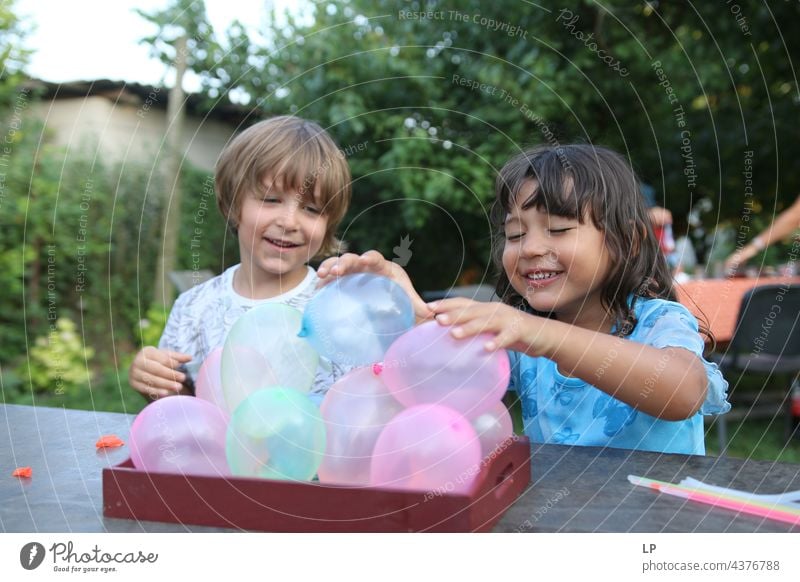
[522, 269, 565, 288]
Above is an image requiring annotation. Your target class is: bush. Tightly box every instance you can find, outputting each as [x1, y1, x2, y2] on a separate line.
[17, 318, 94, 396]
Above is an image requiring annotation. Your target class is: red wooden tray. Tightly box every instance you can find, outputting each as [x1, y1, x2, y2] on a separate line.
[103, 437, 530, 532]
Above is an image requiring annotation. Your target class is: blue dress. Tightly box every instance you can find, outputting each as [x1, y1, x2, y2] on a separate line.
[509, 298, 730, 455]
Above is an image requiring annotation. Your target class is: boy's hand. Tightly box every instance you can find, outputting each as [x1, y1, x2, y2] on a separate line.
[129, 346, 192, 399]
[317, 250, 433, 322]
[429, 297, 555, 357]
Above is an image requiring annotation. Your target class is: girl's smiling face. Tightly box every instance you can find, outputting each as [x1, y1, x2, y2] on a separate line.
[501, 179, 613, 330]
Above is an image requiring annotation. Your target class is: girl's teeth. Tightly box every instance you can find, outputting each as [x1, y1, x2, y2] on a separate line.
[529, 272, 557, 280]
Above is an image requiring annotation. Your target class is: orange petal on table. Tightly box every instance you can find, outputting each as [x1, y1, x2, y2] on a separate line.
[12, 467, 32, 478]
[95, 435, 125, 449]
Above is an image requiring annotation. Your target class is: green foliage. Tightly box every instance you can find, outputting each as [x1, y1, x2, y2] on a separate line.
[0, 0, 30, 107]
[18, 318, 94, 395]
[137, 305, 169, 349]
[0, 116, 237, 411]
[135, 0, 218, 70]
[196, 0, 800, 290]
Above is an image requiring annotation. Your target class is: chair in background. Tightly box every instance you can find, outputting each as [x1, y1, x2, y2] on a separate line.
[710, 284, 800, 453]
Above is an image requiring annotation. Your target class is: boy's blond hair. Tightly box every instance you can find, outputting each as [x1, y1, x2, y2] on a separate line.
[215, 116, 351, 258]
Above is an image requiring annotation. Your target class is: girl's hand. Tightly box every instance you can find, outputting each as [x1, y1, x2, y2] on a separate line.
[317, 250, 432, 322]
[429, 297, 554, 356]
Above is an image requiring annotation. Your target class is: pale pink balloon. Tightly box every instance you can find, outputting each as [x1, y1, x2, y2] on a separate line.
[370, 404, 481, 494]
[318, 365, 404, 486]
[195, 347, 226, 411]
[471, 401, 514, 459]
[130, 395, 230, 477]
[381, 321, 510, 418]
[220, 344, 279, 415]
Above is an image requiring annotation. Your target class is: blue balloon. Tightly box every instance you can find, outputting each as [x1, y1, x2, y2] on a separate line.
[299, 274, 414, 367]
[225, 387, 326, 481]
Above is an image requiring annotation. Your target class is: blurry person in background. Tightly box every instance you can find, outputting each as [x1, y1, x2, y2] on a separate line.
[671, 215, 698, 283]
[641, 183, 676, 258]
[724, 196, 800, 273]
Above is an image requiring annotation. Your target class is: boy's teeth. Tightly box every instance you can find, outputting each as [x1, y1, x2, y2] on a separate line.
[269, 238, 296, 247]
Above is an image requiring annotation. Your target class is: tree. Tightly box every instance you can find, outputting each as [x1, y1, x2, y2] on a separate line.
[136, 0, 217, 306]
[0, 0, 29, 106]
[195, 0, 800, 288]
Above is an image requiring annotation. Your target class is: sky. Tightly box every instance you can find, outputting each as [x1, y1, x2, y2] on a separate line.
[15, 0, 283, 91]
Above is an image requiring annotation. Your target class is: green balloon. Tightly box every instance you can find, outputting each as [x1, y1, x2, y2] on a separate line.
[225, 387, 326, 481]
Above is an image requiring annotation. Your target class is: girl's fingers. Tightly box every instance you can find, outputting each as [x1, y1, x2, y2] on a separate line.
[360, 250, 386, 267]
[449, 316, 498, 340]
[317, 253, 360, 282]
[316, 256, 339, 277]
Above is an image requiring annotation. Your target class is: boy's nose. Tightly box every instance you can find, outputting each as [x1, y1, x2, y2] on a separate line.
[277, 206, 299, 230]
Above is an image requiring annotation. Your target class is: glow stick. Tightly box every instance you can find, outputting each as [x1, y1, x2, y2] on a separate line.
[627, 474, 800, 527]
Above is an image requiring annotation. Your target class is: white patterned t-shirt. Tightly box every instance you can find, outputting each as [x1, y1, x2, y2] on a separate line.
[158, 264, 344, 396]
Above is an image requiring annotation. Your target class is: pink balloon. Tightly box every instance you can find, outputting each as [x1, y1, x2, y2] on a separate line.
[195, 347, 226, 411]
[221, 345, 279, 414]
[471, 401, 514, 459]
[370, 404, 481, 494]
[318, 366, 404, 486]
[381, 321, 510, 418]
[130, 395, 230, 477]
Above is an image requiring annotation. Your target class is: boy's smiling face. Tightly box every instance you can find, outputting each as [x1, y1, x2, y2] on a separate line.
[502, 179, 612, 330]
[236, 174, 329, 293]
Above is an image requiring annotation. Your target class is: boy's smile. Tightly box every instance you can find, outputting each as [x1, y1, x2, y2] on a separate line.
[235, 175, 328, 299]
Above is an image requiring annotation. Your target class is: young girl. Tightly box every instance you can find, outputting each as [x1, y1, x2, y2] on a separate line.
[319, 144, 729, 455]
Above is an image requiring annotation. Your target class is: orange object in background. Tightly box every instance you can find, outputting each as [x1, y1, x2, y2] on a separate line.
[676, 276, 800, 345]
[95, 435, 125, 449]
[12, 467, 32, 478]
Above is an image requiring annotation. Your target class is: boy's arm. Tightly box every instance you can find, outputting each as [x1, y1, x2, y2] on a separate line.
[317, 250, 433, 323]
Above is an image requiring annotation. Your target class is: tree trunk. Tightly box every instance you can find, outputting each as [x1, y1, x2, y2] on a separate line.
[152, 34, 188, 308]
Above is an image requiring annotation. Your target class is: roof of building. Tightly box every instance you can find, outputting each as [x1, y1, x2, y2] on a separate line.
[23, 78, 255, 126]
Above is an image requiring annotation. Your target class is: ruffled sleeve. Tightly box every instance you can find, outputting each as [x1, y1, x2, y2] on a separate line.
[635, 300, 731, 415]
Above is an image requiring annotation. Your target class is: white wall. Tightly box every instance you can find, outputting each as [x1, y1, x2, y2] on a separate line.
[28, 96, 238, 172]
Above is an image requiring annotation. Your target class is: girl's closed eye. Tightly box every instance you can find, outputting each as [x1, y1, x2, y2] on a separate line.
[303, 204, 322, 215]
[506, 231, 524, 242]
[547, 227, 574, 235]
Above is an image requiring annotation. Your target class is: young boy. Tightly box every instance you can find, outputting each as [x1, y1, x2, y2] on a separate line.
[129, 116, 352, 400]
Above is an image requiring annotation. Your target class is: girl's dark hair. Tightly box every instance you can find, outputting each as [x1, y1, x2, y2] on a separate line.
[491, 144, 676, 337]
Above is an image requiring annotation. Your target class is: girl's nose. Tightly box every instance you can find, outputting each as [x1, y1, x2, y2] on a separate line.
[519, 230, 551, 258]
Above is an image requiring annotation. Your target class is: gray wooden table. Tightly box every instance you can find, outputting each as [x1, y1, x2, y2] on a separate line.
[2, 404, 799, 532]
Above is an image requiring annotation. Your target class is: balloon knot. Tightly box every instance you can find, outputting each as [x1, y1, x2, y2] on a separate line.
[372, 363, 384, 376]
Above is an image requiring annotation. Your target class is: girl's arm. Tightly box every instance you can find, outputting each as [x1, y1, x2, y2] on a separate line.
[431, 298, 708, 421]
